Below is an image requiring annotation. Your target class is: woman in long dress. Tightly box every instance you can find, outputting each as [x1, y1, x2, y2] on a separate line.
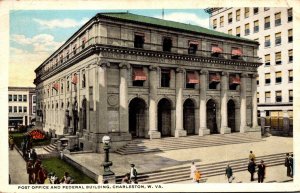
[190, 162, 197, 182]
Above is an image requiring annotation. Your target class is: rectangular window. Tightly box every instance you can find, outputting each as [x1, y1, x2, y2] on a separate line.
[276, 91, 282, 102]
[275, 12, 281, 26]
[19, 106, 22, 113]
[33, 106, 36, 114]
[275, 32, 281, 45]
[213, 19, 217, 29]
[254, 20, 259, 33]
[254, 7, 259, 14]
[289, 90, 293, 102]
[265, 73, 271, 84]
[8, 94, 12, 102]
[288, 29, 293, 42]
[264, 7, 270, 11]
[67, 79, 70, 92]
[14, 106, 17, 113]
[61, 82, 64, 93]
[186, 71, 198, 89]
[265, 91, 271, 103]
[264, 16, 270, 29]
[245, 23, 250, 35]
[275, 52, 281, 64]
[24, 106, 27, 113]
[134, 33, 145, 48]
[32, 95, 36, 103]
[257, 92, 259, 103]
[18, 95, 22, 102]
[161, 69, 170, 87]
[211, 44, 223, 57]
[132, 67, 146, 86]
[256, 76, 259, 85]
[228, 29, 232, 35]
[236, 26, 240, 37]
[82, 73, 86, 88]
[23, 95, 27, 102]
[288, 8, 293, 22]
[9, 106, 12, 113]
[188, 41, 198, 54]
[244, 7, 249, 18]
[163, 37, 172, 52]
[73, 45, 77, 55]
[236, 9, 240, 21]
[81, 37, 86, 49]
[264, 35, 270, 47]
[228, 12, 233, 23]
[265, 54, 270, 66]
[289, 70, 293, 82]
[289, 49, 293, 62]
[220, 16, 224, 27]
[13, 95, 17, 101]
[275, 71, 282, 84]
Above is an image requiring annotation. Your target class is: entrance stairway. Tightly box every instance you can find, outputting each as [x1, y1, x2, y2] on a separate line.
[115, 132, 263, 155]
[43, 141, 58, 153]
[115, 152, 291, 184]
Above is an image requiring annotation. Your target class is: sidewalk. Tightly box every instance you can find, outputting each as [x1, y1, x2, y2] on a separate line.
[9, 148, 28, 184]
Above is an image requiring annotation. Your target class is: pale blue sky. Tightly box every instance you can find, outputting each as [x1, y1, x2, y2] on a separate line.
[9, 9, 209, 86]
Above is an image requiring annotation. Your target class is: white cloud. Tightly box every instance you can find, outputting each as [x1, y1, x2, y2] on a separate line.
[154, 12, 210, 29]
[33, 18, 89, 29]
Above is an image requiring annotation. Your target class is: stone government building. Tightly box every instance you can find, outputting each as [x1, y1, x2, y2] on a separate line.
[34, 12, 261, 152]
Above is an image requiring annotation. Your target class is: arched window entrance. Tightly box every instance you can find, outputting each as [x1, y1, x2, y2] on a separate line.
[157, 98, 172, 137]
[183, 99, 195, 135]
[207, 99, 218, 134]
[129, 98, 146, 138]
[227, 100, 236, 132]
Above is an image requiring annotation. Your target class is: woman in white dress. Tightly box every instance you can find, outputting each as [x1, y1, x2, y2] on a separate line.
[190, 161, 197, 182]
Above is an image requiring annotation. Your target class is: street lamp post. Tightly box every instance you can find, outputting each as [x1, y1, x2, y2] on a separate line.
[98, 135, 116, 184]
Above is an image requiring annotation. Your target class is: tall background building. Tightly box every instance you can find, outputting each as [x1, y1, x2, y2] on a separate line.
[206, 7, 293, 136]
[8, 87, 36, 128]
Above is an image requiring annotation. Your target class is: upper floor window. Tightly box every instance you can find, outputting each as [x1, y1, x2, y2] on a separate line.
[289, 49, 293, 62]
[23, 106, 27, 113]
[257, 92, 260, 103]
[60, 54, 63, 64]
[229, 74, 241, 90]
[61, 82, 64, 93]
[220, 16, 224, 27]
[13, 95, 17, 101]
[8, 94, 12, 102]
[213, 19, 217, 29]
[264, 7, 270, 11]
[18, 95, 22, 102]
[132, 67, 147, 87]
[264, 35, 270, 47]
[264, 16, 270, 29]
[256, 76, 259, 86]
[66, 50, 69, 60]
[161, 69, 170, 87]
[275, 52, 281, 65]
[275, 71, 282, 84]
[19, 106, 23, 113]
[253, 7, 259, 14]
[228, 12, 233, 23]
[236, 9, 241, 21]
[244, 7, 250, 18]
[67, 77, 70, 92]
[265, 54, 270, 66]
[209, 72, 221, 89]
[73, 44, 77, 55]
[134, 33, 145, 48]
[288, 8, 293, 22]
[228, 29, 232, 35]
[275, 91, 282, 102]
[275, 12, 281, 26]
[32, 95, 36, 103]
[82, 71, 86, 88]
[236, 26, 240, 37]
[186, 71, 198, 89]
[265, 91, 271, 103]
[163, 37, 172, 52]
[231, 47, 243, 60]
[289, 70, 293, 82]
[265, 73, 271, 84]
[275, 32, 281, 45]
[289, 90, 293, 102]
[14, 106, 17, 113]
[288, 29, 293, 42]
[254, 20, 259, 33]
[245, 23, 250, 35]
[211, 44, 223, 57]
[188, 41, 198, 55]
[9, 106, 12, 113]
[81, 37, 86, 49]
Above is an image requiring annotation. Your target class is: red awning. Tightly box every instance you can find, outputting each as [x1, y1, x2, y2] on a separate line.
[212, 46, 223, 53]
[229, 75, 241, 85]
[187, 72, 199, 84]
[72, 74, 78, 84]
[232, 49, 243, 56]
[132, 68, 147, 81]
[53, 83, 59, 90]
[209, 74, 220, 83]
[189, 40, 199, 45]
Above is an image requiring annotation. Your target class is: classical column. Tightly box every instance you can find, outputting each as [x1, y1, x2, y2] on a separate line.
[220, 71, 231, 134]
[119, 62, 130, 133]
[148, 65, 161, 139]
[85, 66, 90, 132]
[175, 67, 187, 137]
[251, 73, 259, 130]
[240, 73, 249, 133]
[97, 59, 110, 134]
[199, 69, 210, 136]
[260, 110, 266, 136]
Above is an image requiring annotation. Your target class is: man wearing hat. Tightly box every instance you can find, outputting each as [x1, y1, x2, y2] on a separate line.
[27, 159, 35, 184]
[130, 164, 138, 183]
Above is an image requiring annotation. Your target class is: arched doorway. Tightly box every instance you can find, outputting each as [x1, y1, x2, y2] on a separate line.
[183, 99, 195, 135]
[207, 99, 218, 134]
[129, 98, 146, 138]
[158, 98, 172, 137]
[227, 100, 236, 132]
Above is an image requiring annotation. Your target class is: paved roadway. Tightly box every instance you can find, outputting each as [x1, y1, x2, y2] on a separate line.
[9, 148, 28, 184]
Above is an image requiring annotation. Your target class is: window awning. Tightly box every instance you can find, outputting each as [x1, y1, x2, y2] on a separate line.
[189, 40, 199, 45]
[132, 68, 147, 81]
[53, 83, 59, 90]
[229, 75, 241, 85]
[72, 74, 78, 84]
[212, 46, 223, 53]
[232, 49, 243, 56]
[209, 73, 220, 83]
[187, 72, 199, 84]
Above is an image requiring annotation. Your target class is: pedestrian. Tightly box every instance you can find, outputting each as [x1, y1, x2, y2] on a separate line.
[249, 151, 256, 162]
[194, 170, 201, 183]
[285, 153, 291, 177]
[225, 164, 234, 183]
[130, 164, 138, 183]
[257, 160, 266, 183]
[289, 154, 293, 178]
[60, 172, 72, 184]
[9, 137, 14, 150]
[26, 159, 35, 184]
[190, 161, 197, 182]
[248, 158, 256, 181]
[121, 173, 130, 184]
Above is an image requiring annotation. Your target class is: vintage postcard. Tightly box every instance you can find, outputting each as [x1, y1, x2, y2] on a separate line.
[0, 0, 299, 192]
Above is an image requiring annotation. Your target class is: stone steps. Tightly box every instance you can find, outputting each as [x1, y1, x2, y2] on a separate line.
[43, 141, 58, 153]
[116, 133, 263, 155]
[115, 152, 290, 184]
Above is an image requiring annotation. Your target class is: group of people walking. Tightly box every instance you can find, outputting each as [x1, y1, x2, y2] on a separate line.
[247, 151, 266, 183]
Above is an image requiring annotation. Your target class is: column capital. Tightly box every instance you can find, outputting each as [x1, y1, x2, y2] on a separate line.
[176, 67, 184, 73]
[221, 71, 229, 77]
[241, 73, 248, 78]
[119, 62, 130, 69]
[200, 69, 208, 75]
[149, 65, 159, 71]
[251, 73, 259, 78]
[97, 59, 110, 68]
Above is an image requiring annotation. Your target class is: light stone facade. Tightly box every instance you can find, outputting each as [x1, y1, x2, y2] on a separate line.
[34, 13, 261, 152]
